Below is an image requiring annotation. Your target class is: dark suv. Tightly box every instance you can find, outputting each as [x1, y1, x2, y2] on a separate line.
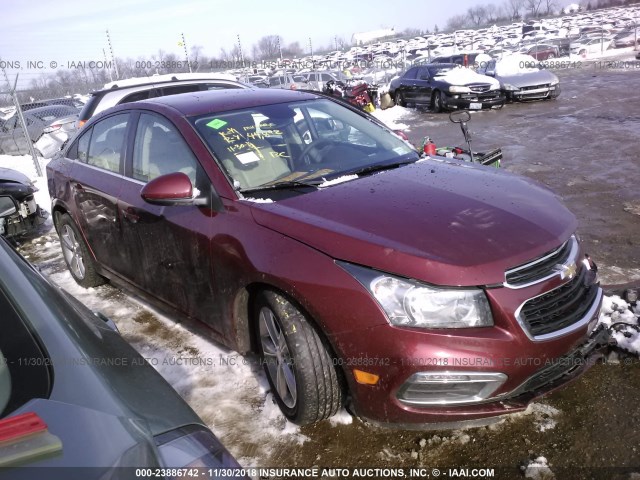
[47, 88, 605, 427]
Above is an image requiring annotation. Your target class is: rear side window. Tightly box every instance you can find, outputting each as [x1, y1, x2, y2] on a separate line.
[87, 114, 129, 173]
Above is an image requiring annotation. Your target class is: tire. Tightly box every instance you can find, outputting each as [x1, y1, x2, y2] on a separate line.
[254, 290, 342, 425]
[57, 213, 105, 288]
[394, 90, 406, 107]
[547, 53, 556, 59]
[432, 90, 444, 113]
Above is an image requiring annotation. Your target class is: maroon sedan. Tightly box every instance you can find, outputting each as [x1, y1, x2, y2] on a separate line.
[47, 89, 605, 427]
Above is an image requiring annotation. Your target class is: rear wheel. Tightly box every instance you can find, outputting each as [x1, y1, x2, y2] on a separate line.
[255, 290, 343, 425]
[57, 213, 105, 288]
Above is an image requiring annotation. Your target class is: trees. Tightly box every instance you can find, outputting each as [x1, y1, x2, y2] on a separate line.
[255, 35, 281, 60]
[468, 5, 488, 26]
[525, 0, 544, 17]
[505, 0, 525, 19]
[447, 14, 469, 31]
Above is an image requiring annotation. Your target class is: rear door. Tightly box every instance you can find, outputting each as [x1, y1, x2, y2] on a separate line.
[116, 111, 218, 321]
[67, 113, 130, 273]
[414, 67, 434, 104]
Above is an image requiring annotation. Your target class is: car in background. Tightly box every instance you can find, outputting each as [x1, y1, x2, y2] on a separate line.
[390, 63, 504, 111]
[522, 44, 560, 60]
[303, 71, 348, 91]
[0, 168, 48, 237]
[35, 75, 251, 159]
[48, 88, 605, 428]
[78, 74, 250, 129]
[570, 37, 612, 56]
[431, 53, 482, 66]
[480, 54, 561, 101]
[33, 114, 79, 159]
[268, 73, 307, 90]
[0, 235, 246, 477]
[0, 105, 78, 156]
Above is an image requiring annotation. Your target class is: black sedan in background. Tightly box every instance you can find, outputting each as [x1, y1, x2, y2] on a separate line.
[0, 236, 245, 478]
[389, 63, 505, 112]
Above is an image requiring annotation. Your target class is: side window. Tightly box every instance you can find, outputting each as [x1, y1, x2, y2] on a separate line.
[120, 90, 152, 104]
[73, 128, 91, 162]
[132, 113, 200, 185]
[160, 85, 200, 96]
[204, 83, 242, 91]
[417, 67, 430, 80]
[404, 67, 418, 80]
[87, 113, 129, 173]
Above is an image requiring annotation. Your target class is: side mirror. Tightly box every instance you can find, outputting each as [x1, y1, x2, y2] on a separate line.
[0, 196, 17, 217]
[449, 110, 471, 124]
[140, 172, 206, 206]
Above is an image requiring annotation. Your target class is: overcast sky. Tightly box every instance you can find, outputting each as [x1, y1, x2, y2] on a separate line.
[1, 0, 485, 69]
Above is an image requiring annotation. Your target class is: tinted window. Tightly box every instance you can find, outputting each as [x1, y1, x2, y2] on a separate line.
[77, 128, 91, 162]
[160, 85, 201, 96]
[121, 90, 153, 103]
[132, 113, 200, 185]
[403, 67, 419, 80]
[87, 113, 129, 173]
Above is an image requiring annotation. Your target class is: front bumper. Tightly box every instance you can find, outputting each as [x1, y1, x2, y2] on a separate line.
[333, 274, 604, 425]
[510, 84, 561, 101]
[443, 91, 506, 110]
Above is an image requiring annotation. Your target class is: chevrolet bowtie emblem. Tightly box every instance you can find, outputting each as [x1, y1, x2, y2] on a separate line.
[555, 262, 577, 280]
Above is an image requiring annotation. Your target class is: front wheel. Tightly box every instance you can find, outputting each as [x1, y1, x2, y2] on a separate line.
[255, 290, 343, 425]
[394, 90, 406, 107]
[432, 90, 444, 113]
[57, 213, 105, 288]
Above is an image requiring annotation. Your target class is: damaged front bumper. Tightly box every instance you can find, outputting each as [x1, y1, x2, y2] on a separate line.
[1, 196, 49, 237]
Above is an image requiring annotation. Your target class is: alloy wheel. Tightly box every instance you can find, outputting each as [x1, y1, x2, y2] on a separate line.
[60, 224, 86, 280]
[259, 306, 297, 409]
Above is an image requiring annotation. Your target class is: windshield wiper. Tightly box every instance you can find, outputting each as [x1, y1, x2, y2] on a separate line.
[347, 159, 418, 177]
[241, 179, 322, 193]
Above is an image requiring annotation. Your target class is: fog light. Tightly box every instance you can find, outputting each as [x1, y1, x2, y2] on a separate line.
[397, 371, 507, 406]
[353, 369, 380, 385]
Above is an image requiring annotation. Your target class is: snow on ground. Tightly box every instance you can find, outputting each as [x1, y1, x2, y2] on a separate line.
[522, 456, 555, 480]
[371, 105, 413, 130]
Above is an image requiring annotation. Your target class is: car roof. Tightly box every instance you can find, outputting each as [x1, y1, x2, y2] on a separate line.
[140, 88, 320, 117]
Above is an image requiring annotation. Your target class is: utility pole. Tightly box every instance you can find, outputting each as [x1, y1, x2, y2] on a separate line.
[237, 34, 245, 68]
[181, 33, 193, 73]
[106, 30, 120, 80]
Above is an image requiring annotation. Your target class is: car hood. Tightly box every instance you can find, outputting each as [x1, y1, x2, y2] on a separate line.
[434, 68, 501, 89]
[250, 159, 577, 286]
[496, 69, 558, 88]
[0, 167, 31, 186]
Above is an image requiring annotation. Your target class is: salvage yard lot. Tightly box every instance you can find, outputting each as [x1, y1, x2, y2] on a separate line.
[10, 63, 640, 479]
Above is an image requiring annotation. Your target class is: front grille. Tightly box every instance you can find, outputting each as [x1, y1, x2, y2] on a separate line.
[521, 83, 550, 91]
[519, 267, 599, 337]
[469, 85, 491, 93]
[505, 237, 574, 287]
[517, 348, 584, 393]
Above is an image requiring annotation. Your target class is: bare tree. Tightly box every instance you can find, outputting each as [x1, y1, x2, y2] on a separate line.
[468, 5, 488, 26]
[525, 0, 544, 17]
[485, 4, 501, 22]
[505, 0, 525, 19]
[254, 35, 281, 60]
[447, 14, 469, 31]
[543, 0, 556, 14]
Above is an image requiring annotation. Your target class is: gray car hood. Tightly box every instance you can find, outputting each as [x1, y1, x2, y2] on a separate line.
[0, 167, 32, 186]
[496, 69, 558, 88]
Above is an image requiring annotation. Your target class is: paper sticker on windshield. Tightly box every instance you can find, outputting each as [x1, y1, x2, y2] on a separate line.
[206, 118, 228, 130]
[236, 151, 260, 165]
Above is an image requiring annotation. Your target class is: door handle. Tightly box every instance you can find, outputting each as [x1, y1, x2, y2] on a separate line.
[121, 208, 140, 223]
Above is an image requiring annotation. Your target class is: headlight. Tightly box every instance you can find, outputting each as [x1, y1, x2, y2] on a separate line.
[550, 79, 559, 86]
[449, 85, 471, 93]
[338, 262, 493, 329]
[502, 83, 518, 91]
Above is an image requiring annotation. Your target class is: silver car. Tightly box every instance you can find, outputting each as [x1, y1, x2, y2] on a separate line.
[0, 235, 246, 477]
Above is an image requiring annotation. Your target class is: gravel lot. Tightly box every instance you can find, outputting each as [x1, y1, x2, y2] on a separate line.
[16, 62, 640, 479]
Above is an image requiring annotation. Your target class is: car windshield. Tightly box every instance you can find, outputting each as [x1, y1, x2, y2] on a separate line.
[192, 98, 418, 192]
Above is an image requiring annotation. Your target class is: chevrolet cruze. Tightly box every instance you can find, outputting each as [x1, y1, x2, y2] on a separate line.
[47, 89, 606, 427]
